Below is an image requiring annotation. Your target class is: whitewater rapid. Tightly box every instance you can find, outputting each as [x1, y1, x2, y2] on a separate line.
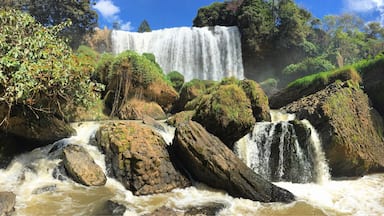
[0, 118, 383, 215]
[111, 26, 244, 82]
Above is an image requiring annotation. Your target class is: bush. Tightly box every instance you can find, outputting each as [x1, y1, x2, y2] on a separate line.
[283, 56, 336, 82]
[94, 53, 114, 85]
[0, 9, 97, 121]
[166, 71, 184, 92]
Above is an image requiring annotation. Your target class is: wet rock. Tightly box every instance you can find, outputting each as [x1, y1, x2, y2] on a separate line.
[144, 206, 180, 216]
[63, 145, 107, 186]
[166, 111, 195, 127]
[106, 200, 126, 216]
[0, 192, 16, 216]
[171, 121, 295, 203]
[143, 115, 166, 132]
[283, 81, 384, 176]
[184, 202, 226, 216]
[96, 122, 191, 195]
[32, 185, 57, 195]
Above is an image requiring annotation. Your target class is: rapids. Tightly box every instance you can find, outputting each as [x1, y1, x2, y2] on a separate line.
[0, 117, 383, 215]
[111, 26, 244, 82]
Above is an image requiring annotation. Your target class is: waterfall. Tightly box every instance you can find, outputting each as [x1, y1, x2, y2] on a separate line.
[111, 26, 244, 82]
[234, 111, 330, 183]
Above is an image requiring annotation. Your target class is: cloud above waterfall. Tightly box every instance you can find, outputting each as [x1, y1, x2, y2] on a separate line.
[94, 0, 133, 31]
[344, 0, 384, 24]
[94, 0, 120, 19]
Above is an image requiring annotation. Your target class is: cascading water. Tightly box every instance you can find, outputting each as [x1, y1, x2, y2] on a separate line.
[0, 118, 384, 215]
[111, 26, 244, 82]
[234, 120, 315, 183]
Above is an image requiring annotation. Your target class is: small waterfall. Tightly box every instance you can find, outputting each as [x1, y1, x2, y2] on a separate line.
[111, 26, 244, 82]
[234, 111, 330, 183]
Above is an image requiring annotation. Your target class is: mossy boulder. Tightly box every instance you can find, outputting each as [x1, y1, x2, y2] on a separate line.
[283, 81, 384, 177]
[190, 78, 271, 147]
[172, 79, 216, 113]
[103, 51, 178, 117]
[240, 79, 271, 122]
[95, 122, 190, 195]
[0, 109, 74, 166]
[354, 56, 384, 117]
[270, 67, 362, 108]
[192, 83, 255, 147]
[166, 71, 184, 92]
[118, 98, 166, 120]
[166, 111, 195, 127]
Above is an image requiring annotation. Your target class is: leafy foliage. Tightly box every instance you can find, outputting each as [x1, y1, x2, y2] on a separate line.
[1, 0, 98, 49]
[0, 9, 96, 122]
[166, 71, 184, 92]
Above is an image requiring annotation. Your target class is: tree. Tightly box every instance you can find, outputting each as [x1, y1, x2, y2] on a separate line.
[0, 9, 97, 123]
[113, 20, 121, 30]
[0, 0, 98, 49]
[138, 20, 152, 33]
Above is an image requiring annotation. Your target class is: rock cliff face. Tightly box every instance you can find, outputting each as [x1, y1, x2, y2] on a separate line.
[96, 122, 190, 195]
[62, 145, 107, 186]
[283, 81, 384, 176]
[171, 121, 295, 203]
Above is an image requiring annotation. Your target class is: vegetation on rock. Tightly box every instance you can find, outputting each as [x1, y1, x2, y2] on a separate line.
[0, 9, 97, 125]
[166, 71, 184, 92]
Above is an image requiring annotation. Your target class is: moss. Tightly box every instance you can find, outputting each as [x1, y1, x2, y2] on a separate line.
[166, 71, 184, 92]
[240, 79, 270, 121]
[192, 83, 255, 146]
[288, 67, 362, 89]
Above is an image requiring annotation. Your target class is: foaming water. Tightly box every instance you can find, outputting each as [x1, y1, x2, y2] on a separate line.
[0, 120, 384, 215]
[111, 26, 244, 81]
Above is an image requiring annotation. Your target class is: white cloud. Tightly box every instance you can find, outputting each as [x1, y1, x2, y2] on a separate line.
[94, 0, 133, 31]
[121, 22, 133, 31]
[345, 0, 384, 24]
[94, 0, 120, 20]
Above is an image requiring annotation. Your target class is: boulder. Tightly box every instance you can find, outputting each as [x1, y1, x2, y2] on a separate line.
[63, 145, 107, 186]
[171, 121, 295, 203]
[270, 67, 361, 109]
[96, 122, 191, 195]
[283, 81, 384, 176]
[0, 192, 16, 216]
[166, 111, 195, 127]
[0, 110, 74, 167]
[172, 79, 216, 113]
[118, 98, 166, 120]
[240, 79, 271, 122]
[192, 83, 256, 148]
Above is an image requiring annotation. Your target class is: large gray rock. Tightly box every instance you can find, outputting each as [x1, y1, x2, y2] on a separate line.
[283, 81, 384, 176]
[171, 121, 295, 203]
[0, 192, 16, 216]
[63, 145, 107, 186]
[96, 122, 191, 195]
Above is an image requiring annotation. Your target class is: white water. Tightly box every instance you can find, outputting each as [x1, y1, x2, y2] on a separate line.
[234, 112, 315, 183]
[0, 120, 383, 215]
[111, 26, 244, 82]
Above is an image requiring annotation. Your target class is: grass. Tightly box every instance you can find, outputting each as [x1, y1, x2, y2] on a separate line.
[287, 66, 361, 89]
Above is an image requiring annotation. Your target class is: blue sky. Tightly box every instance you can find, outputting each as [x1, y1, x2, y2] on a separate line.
[94, 0, 384, 31]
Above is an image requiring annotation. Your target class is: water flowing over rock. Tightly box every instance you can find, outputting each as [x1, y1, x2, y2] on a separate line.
[171, 121, 295, 203]
[95, 122, 191, 195]
[63, 145, 107, 186]
[111, 26, 244, 81]
[234, 120, 315, 183]
[0, 192, 16, 216]
[283, 81, 384, 177]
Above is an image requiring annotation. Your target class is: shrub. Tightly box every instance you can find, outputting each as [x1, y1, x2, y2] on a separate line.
[166, 71, 184, 92]
[0, 9, 97, 122]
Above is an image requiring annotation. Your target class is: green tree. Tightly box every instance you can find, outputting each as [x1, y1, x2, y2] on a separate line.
[0, 0, 98, 49]
[0, 9, 97, 123]
[138, 20, 152, 33]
